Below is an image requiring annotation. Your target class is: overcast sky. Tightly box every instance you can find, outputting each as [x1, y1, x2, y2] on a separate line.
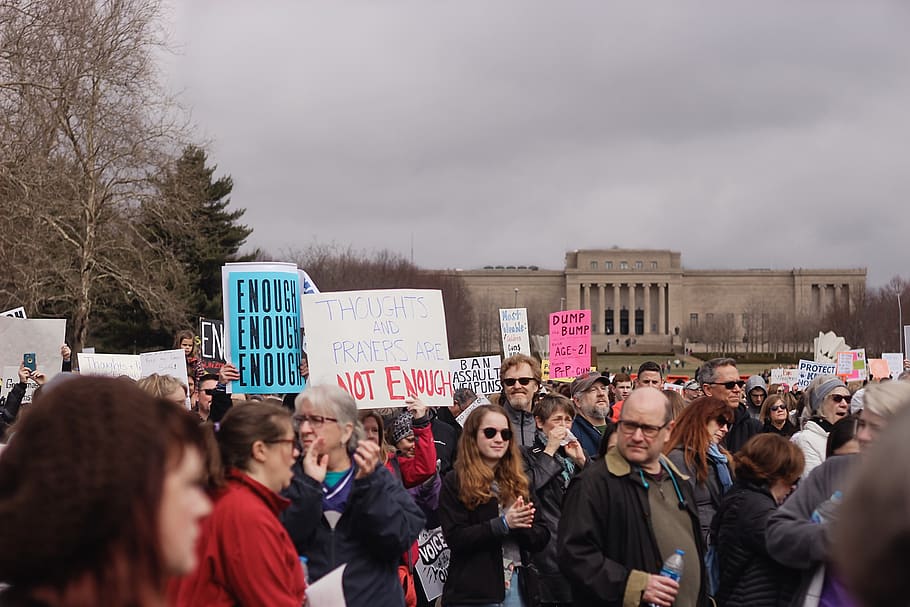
[164, 1, 910, 286]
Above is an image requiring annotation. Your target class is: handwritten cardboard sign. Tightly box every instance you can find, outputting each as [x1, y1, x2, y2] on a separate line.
[302, 289, 452, 408]
[0, 317, 66, 382]
[500, 308, 530, 357]
[548, 309, 591, 379]
[883, 353, 904, 379]
[78, 353, 142, 379]
[450, 355, 501, 396]
[836, 349, 867, 382]
[222, 262, 305, 394]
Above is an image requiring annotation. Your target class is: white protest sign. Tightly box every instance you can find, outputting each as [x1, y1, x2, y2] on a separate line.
[0, 317, 66, 381]
[835, 349, 867, 382]
[796, 359, 837, 390]
[663, 382, 683, 394]
[450, 355, 501, 396]
[302, 289, 452, 408]
[415, 527, 450, 602]
[500, 308, 530, 357]
[456, 394, 491, 426]
[140, 349, 190, 405]
[1, 366, 39, 405]
[770, 368, 800, 389]
[77, 353, 142, 379]
[814, 331, 849, 363]
[0, 306, 26, 318]
[883, 353, 904, 379]
[905, 325, 910, 357]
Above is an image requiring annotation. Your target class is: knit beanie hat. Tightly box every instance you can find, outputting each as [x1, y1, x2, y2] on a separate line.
[389, 411, 414, 445]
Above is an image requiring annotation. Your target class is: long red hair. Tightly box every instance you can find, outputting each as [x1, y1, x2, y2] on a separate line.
[454, 405, 529, 510]
[663, 396, 733, 484]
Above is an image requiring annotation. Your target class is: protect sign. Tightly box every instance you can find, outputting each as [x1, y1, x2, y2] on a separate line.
[302, 289, 452, 407]
[796, 359, 837, 390]
[222, 262, 305, 394]
[548, 309, 591, 379]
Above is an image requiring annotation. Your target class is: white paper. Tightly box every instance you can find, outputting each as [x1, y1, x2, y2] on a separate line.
[305, 563, 347, 607]
[883, 353, 904, 379]
[455, 394, 491, 426]
[500, 308, 531, 357]
[0, 317, 66, 382]
[450, 355, 501, 395]
[0, 306, 26, 318]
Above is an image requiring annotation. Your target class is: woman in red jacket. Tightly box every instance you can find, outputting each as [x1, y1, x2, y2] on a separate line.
[169, 401, 307, 606]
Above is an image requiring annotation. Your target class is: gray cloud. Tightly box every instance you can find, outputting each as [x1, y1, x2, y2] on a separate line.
[164, 0, 910, 284]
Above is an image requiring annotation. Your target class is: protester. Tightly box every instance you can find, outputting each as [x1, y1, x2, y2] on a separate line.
[559, 388, 709, 607]
[825, 414, 860, 457]
[169, 401, 307, 606]
[0, 361, 45, 439]
[499, 354, 542, 448]
[282, 384, 424, 607]
[0, 376, 212, 606]
[743, 375, 768, 419]
[569, 371, 612, 456]
[712, 434, 804, 607]
[664, 396, 735, 544]
[791, 375, 851, 478]
[175, 328, 205, 386]
[698, 358, 761, 453]
[522, 393, 586, 606]
[758, 394, 797, 438]
[664, 389, 687, 420]
[833, 397, 910, 607]
[766, 381, 910, 607]
[610, 372, 633, 406]
[439, 404, 549, 606]
[137, 372, 189, 408]
[682, 379, 703, 404]
[610, 361, 662, 422]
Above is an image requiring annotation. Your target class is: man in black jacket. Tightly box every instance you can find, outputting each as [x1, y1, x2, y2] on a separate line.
[699, 357, 761, 453]
[558, 388, 709, 607]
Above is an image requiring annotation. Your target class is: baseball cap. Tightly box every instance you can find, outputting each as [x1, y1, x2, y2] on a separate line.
[571, 372, 610, 396]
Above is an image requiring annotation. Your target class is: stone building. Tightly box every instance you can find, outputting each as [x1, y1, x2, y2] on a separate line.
[449, 248, 866, 354]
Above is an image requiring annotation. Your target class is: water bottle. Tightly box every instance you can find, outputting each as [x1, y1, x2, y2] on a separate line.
[811, 491, 843, 524]
[648, 549, 684, 606]
[299, 555, 309, 584]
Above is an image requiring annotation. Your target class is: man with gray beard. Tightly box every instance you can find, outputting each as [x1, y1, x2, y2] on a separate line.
[570, 372, 613, 456]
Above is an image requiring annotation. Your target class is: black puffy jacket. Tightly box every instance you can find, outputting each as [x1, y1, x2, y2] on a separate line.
[712, 480, 799, 607]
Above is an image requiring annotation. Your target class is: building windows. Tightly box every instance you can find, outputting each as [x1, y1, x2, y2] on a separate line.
[620, 261, 629, 270]
[690, 313, 698, 327]
[605, 261, 613, 269]
[635, 261, 643, 270]
[650, 261, 658, 270]
[590, 260, 598, 269]
[706, 313, 714, 323]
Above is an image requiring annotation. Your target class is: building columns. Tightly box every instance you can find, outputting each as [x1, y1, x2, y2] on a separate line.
[658, 283, 666, 335]
[643, 283, 651, 334]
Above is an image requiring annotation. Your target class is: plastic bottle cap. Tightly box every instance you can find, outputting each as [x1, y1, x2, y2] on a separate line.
[675, 549, 685, 555]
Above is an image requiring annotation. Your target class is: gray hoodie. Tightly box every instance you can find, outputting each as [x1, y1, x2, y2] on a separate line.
[744, 375, 768, 420]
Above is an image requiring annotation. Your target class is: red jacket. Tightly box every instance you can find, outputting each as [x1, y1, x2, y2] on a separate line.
[385, 419, 437, 488]
[168, 469, 307, 607]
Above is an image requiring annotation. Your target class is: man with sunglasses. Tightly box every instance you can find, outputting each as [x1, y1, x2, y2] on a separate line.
[499, 354, 542, 447]
[559, 388, 708, 607]
[699, 358, 761, 454]
[194, 373, 220, 422]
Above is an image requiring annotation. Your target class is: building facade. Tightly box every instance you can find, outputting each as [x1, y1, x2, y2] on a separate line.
[451, 248, 866, 354]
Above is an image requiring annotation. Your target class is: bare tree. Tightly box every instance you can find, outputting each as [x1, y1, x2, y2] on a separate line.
[0, 0, 191, 350]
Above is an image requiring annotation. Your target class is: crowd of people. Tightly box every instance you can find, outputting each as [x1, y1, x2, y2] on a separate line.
[2, 332, 910, 607]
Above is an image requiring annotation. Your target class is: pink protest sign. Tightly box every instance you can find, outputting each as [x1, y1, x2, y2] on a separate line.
[548, 309, 591, 379]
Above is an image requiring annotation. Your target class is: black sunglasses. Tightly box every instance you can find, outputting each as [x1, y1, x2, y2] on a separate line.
[203, 388, 217, 395]
[502, 377, 536, 387]
[715, 416, 731, 428]
[769, 404, 787, 412]
[706, 380, 745, 390]
[482, 427, 513, 440]
[830, 394, 852, 404]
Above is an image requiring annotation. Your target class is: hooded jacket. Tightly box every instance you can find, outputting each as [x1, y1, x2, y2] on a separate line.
[502, 396, 537, 448]
[744, 376, 768, 419]
[724, 404, 763, 454]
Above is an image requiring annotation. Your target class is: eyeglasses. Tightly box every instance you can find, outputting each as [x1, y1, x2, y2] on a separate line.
[293, 414, 339, 429]
[617, 420, 668, 439]
[705, 380, 745, 390]
[502, 377, 536, 387]
[202, 388, 217, 395]
[769, 405, 786, 412]
[481, 427, 513, 440]
[830, 394, 852, 404]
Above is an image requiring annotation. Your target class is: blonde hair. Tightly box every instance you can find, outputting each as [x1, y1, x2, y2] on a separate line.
[136, 373, 186, 399]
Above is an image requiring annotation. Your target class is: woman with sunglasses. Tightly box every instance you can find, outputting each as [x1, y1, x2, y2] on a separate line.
[712, 434, 804, 607]
[664, 396, 735, 597]
[759, 394, 797, 438]
[282, 385, 425, 607]
[439, 404, 549, 607]
[169, 401, 307, 606]
[791, 375, 851, 478]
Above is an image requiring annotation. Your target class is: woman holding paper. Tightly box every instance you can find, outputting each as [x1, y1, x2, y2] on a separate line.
[439, 404, 549, 607]
[282, 385, 425, 607]
[169, 401, 307, 607]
